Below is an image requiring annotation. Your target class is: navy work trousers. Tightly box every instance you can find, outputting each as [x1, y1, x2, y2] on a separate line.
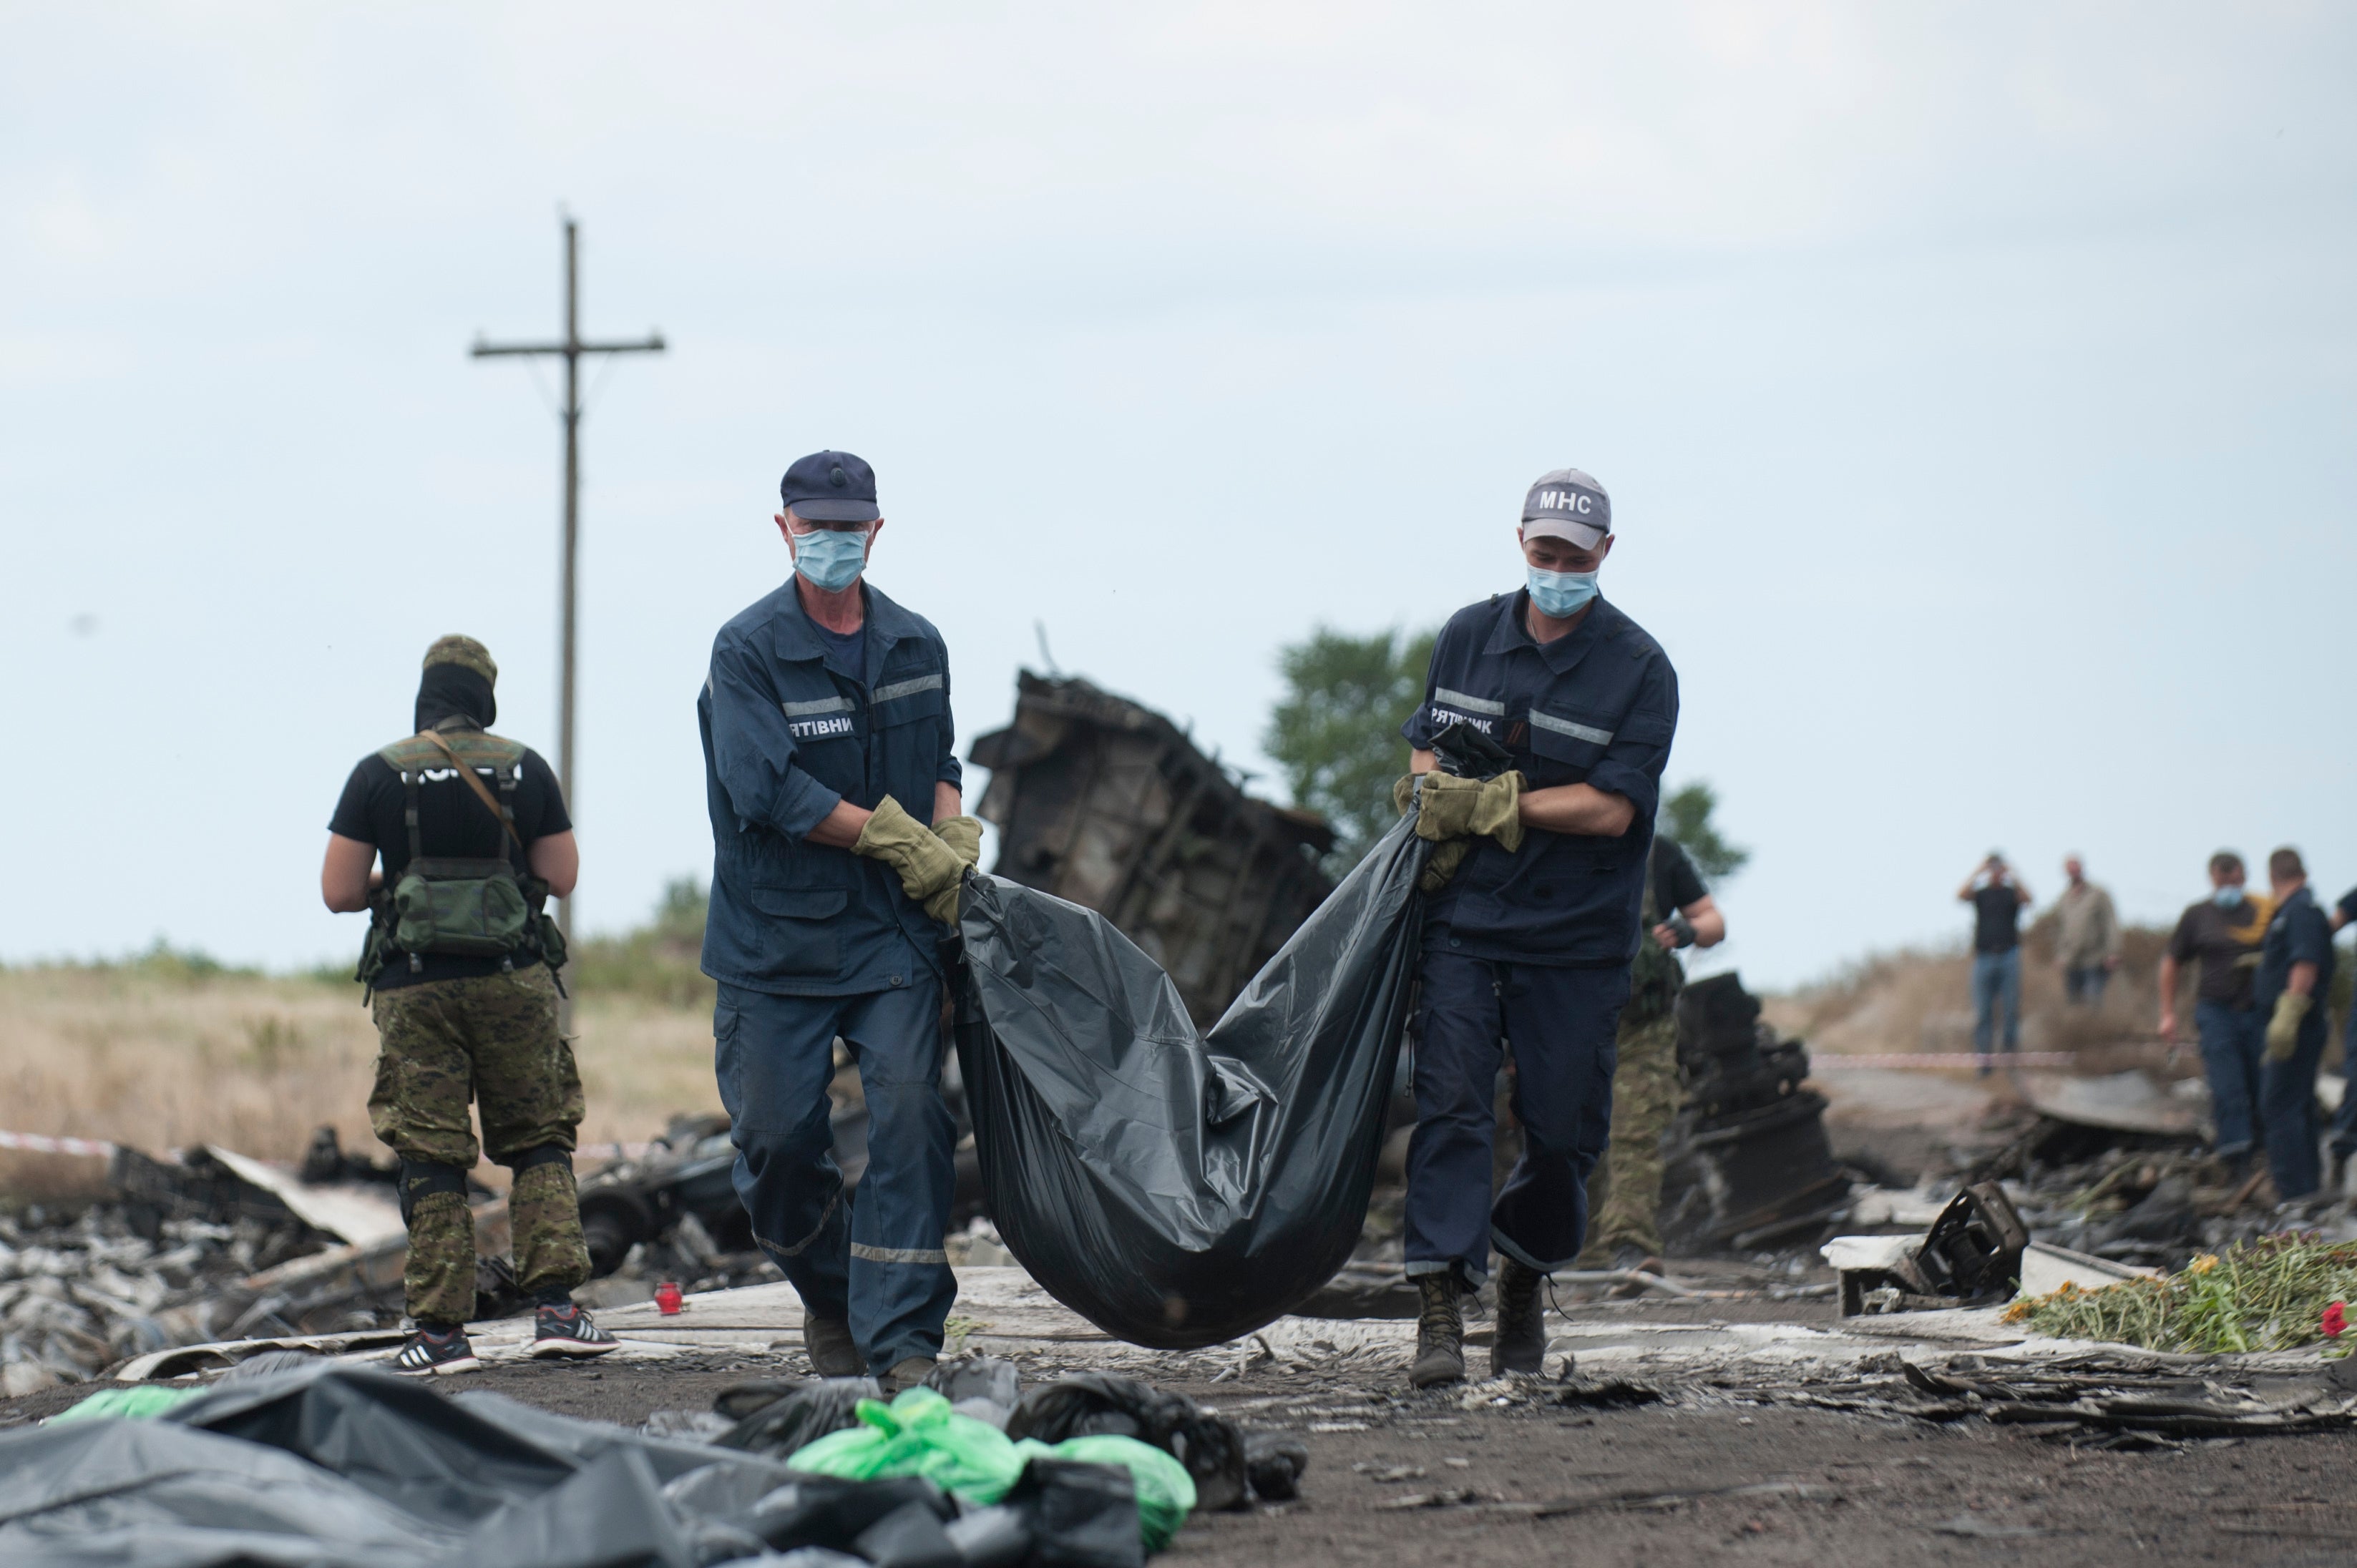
[2260, 1004, 2328, 1201]
[2195, 1001, 2263, 1160]
[1402, 946, 1628, 1285]
[714, 981, 956, 1373]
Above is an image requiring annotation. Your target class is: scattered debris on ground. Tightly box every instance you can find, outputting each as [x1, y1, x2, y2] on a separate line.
[1660, 974, 1851, 1251]
[0, 1204, 334, 1393]
[1771, 1348, 2357, 1444]
[1826, 1180, 2030, 1314]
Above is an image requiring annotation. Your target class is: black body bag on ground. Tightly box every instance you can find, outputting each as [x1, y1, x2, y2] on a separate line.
[953, 810, 1430, 1348]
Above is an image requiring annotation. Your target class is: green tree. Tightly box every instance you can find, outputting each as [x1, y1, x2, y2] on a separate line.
[1659, 781, 1747, 881]
[567, 877, 713, 1009]
[1265, 626, 1437, 869]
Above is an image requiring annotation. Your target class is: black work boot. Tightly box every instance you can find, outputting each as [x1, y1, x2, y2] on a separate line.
[879, 1356, 938, 1397]
[804, 1315, 863, 1378]
[1492, 1258, 1548, 1377]
[1410, 1273, 1465, 1389]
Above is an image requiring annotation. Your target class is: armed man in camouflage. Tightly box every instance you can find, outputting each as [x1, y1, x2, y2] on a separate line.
[321, 636, 617, 1374]
[1574, 833, 1724, 1283]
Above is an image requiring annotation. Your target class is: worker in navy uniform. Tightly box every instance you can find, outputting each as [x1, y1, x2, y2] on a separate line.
[2254, 846, 2335, 1200]
[1395, 466, 1678, 1387]
[698, 451, 982, 1394]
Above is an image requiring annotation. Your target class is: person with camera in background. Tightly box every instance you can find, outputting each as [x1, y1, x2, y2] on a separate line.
[1958, 853, 2031, 1074]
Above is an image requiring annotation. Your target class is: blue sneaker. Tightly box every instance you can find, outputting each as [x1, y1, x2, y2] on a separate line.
[530, 1302, 619, 1358]
[394, 1326, 479, 1376]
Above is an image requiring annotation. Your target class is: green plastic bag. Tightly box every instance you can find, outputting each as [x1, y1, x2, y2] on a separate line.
[1047, 1434, 1197, 1552]
[785, 1386, 1028, 1501]
[781, 1387, 1198, 1551]
[49, 1386, 207, 1424]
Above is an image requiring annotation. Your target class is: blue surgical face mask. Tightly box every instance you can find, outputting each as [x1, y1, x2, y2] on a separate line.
[1527, 567, 1599, 619]
[2214, 885, 2245, 907]
[793, 526, 870, 592]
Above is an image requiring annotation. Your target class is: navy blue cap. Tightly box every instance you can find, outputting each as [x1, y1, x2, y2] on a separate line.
[780, 450, 880, 524]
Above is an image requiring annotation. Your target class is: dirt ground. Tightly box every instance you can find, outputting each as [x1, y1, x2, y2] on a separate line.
[11, 1295, 2351, 1568]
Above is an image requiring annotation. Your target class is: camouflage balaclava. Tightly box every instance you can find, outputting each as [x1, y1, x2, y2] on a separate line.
[415, 635, 498, 732]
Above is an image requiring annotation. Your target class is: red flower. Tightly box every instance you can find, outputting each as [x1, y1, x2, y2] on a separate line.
[2323, 1301, 2346, 1339]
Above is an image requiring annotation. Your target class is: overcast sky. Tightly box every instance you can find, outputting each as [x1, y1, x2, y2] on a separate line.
[5, 4, 2353, 991]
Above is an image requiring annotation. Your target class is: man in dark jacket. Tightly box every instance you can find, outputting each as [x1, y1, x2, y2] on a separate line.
[1395, 466, 1678, 1387]
[1958, 853, 2031, 1075]
[698, 451, 980, 1394]
[2255, 846, 2334, 1200]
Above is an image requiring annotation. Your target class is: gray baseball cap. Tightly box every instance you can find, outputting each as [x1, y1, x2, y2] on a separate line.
[1521, 468, 1611, 549]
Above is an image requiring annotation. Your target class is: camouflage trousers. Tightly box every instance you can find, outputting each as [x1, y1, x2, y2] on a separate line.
[369, 966, 590, 1326]
[1576, 1011, 1680, 1266]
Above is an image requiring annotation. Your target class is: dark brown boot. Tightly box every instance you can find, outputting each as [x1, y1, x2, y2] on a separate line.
[1492, 1258, 1547, 1376]
[1410, 1273, 1465, 1388]
[803, 1314, 863, 1378]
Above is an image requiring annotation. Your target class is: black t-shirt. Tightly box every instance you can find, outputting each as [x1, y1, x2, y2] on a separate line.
[1648, 836, 1707, 921]
[2167, 896, 2266, 1009]
[328, 741, 571, 989]
[1971, 883, 2025, 953]
[815, 621, 866, 689]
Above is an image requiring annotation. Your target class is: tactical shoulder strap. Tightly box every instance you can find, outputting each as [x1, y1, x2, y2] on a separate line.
[414, 730, 527, 853]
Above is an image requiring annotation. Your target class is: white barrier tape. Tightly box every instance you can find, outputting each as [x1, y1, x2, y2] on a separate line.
[0, 1132, 662, 1166]
[0, 1130, 119, 1159]
[1812, 1053, 2079, 1070]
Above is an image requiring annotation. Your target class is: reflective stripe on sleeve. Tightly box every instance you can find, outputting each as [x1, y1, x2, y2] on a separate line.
[873, 673, 945, 704]
[1529, 710, 1614, 745]
[781, 695, 857, 717]
[1433, 687, 1505, 715]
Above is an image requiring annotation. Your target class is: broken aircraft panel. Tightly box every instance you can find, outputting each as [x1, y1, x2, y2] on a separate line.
[970, 672, 1336, 1026]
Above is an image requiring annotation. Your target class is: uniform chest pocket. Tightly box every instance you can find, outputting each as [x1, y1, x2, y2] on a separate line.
[1522, 705, 1616, 780]
[871, 670, 946, 727]
[747, 886, 847, 977]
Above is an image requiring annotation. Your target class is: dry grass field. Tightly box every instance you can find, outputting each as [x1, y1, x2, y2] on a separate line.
[0, 958, 723, 1195]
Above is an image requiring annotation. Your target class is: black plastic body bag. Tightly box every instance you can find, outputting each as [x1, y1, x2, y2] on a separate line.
[952, 813, 1430, 1348]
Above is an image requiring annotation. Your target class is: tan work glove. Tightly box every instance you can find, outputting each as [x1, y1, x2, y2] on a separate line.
[853, 796, 966, 921]
[1410, 771, 1528, 853]
[924, 815, 985, 924]
[1419, 838, 1473, 896]
[2265, 991, 2313, 1063]
[1398, 772, 1526, 893]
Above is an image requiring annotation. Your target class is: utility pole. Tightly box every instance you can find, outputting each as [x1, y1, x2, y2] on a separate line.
[471, 214, 664, 972]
